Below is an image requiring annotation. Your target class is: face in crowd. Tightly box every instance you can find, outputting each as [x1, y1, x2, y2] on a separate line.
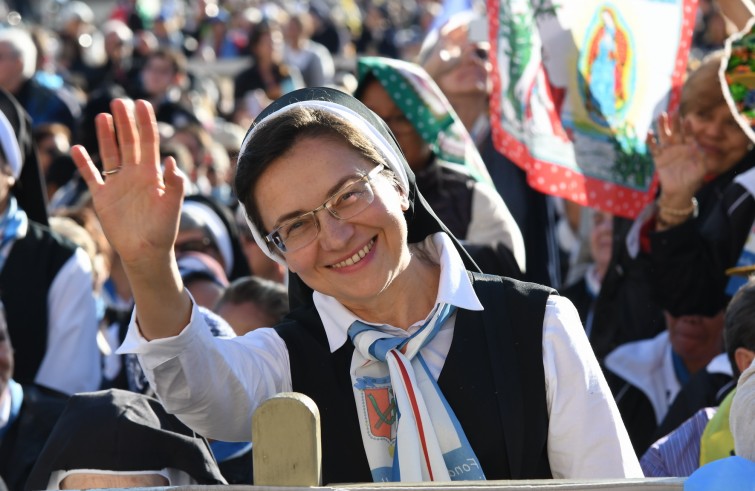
[253, 134, 410, 313]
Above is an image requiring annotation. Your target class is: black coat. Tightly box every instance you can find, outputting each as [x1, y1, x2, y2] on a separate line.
[25, 390, 226, 490]
[592, 153, 755, 361]
[650, 151, 755, 316]
[0, 385, 68, 490]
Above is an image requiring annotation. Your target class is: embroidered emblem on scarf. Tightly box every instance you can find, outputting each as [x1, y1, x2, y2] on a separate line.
[349, 303, 485, 482]
[362, 384, 396, 440]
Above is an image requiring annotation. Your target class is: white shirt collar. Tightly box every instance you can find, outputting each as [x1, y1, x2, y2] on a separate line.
[0, 385, 11, 429]
[314, 232, 484, 353]
[604, 331, 680, 424]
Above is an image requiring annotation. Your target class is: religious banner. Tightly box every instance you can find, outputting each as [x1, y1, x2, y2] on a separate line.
[488, 0, 697, 218]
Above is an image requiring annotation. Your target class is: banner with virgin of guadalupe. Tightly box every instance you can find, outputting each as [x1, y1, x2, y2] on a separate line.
[488, 0, 697, 218]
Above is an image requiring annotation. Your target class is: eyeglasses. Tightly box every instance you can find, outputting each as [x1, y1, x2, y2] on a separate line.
[265, 164, 384, 254]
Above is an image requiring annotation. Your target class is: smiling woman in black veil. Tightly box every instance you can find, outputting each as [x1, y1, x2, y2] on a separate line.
[72, 89, 642, 483]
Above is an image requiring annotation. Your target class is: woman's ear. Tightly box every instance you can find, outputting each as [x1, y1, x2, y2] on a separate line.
[0, 167, 16, 188]
[399, 187, 409, 211]
[735, 347, 755, 376]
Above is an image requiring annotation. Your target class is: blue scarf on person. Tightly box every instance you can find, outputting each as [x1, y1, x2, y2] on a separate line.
[348, 303, 485, 482]
[0, 196, 27, 272]
[0, 380, 23, 440]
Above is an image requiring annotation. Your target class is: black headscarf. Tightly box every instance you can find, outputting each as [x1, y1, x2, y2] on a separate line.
[0, 89, 48, 225]
[238, 87, 480, 309]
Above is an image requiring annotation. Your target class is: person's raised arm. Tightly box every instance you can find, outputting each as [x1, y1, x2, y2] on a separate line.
[718, 0, 755, 31]
[647, 112, 707, 231]
[420, 21, 471, 80]
[71, 99, 192, 340]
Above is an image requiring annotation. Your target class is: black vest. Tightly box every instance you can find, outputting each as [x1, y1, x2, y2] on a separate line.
[276, 273, 553, 484]
[0, 222, 76, 385]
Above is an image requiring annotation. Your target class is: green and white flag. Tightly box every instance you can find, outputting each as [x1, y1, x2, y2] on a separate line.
[489, 0, 697, 218]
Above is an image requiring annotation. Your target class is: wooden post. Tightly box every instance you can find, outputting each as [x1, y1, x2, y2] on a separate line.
[252, 392, 322, 486]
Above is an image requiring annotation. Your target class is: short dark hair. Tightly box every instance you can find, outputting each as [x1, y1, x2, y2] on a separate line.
[147, 47, 187, 77]
[234, 106, 387, 238]
[247, 19, 274, 52]
[215, 276, 289, 324]
[724, 277, 755, 376]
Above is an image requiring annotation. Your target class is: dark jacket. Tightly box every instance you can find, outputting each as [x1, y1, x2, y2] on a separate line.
[0, 385, 68, 490]
[233, 61, 299, 102]
[25, 390, 227, 490]
[415, 159, 521, 278]
[592, 153, 755, 361]
[0, 222, 76, 386]
[560, 276, 597, 332]
[591, 215, 667, 362]
[650, 151, 755, 316]
[13, 78, 80, 132]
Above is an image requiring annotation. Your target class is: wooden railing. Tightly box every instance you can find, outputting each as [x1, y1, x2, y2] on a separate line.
[85, 392, 686, 490]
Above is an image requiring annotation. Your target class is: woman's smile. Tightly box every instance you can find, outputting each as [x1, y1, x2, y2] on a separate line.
[330, 238, 376, 269]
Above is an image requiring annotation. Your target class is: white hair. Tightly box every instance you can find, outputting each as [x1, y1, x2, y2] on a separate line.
[101, 19, 134, 45]
[0, 27, 38, 80]
[58, 1, 95, 27]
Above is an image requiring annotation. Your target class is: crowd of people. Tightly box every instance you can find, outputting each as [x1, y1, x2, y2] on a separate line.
[0, 0, 754, 488]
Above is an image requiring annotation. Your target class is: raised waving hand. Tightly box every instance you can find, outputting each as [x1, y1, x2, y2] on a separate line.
[647, 112, 706, 215]
[72, 99, 192, 338]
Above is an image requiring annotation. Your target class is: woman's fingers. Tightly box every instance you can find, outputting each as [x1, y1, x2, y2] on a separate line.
[110, 98, 141, 167]
[648, 128, 673, 167]
[658, 112, 680, 143]
[670, 112, 684, 144]
[681, 117, 694, 145]
[71, 145, 104, 188]
[163, 156, 185, 195]
[653, 111, 686, 154]
[659, 112, 672, 140]
[135, 100, 160, 172]
[75, 99, 164, 192]
[99, 99, 159, 174]
[646, 131, 660, 155]
[96, 113, 120, 172]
